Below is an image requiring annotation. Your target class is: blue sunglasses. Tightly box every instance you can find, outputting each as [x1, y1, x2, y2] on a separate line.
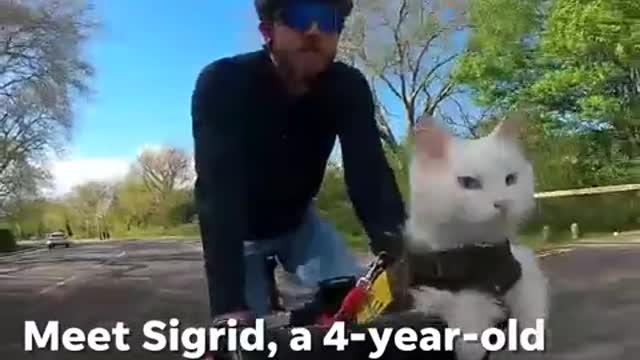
[279, 3, 345, 33]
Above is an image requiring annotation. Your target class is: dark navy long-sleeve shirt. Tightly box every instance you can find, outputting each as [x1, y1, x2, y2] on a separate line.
[191, 49, 407, 317]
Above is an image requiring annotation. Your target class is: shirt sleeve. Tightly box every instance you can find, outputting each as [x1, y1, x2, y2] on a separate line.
[191, 60, 250, 317]
[336, 67, 407, 258]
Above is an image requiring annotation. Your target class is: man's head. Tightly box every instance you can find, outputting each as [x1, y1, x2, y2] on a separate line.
[255, 0, 352, 84]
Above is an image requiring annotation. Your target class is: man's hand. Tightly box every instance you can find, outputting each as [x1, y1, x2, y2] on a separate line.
[212, 310, 256, 327]
[201, 311, 256, 360]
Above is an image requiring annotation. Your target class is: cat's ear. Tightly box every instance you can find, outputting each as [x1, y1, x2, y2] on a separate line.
[413, 114, 450, 161]
[491, 112, 525, 143]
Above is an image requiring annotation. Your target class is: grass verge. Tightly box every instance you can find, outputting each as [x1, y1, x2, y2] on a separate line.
[102, 224, 201, 240]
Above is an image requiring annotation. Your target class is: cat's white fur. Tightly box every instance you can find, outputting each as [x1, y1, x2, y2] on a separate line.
[405, 116, 549, 360]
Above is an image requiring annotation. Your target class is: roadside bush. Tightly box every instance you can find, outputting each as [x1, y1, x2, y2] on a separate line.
[0, 228, 17, 253]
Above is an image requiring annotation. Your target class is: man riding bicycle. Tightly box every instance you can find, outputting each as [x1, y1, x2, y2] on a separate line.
[191, 0, 407, 330]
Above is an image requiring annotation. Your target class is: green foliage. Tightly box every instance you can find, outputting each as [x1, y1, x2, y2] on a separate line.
[5, 200, 53, 239]
[458, 0, 638, 119]
[454, 0, 545, 107]
[315, 161, 366, 243]
[0, 228, 17, 252]
[3, 165, 198, 240]
[114, 223, 200, 239]
[314, 142, 413, 250]
[110, 177, 156, 230]
[514, 116, 634, 190]
[456, 0, 638, 190]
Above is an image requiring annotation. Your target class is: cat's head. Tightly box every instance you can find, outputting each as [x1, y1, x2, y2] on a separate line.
[408, 114, 535, 234]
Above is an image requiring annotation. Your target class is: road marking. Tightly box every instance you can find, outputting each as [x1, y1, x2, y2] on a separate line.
[38, 275, 77, 295]
[0, 267, 20, 274]
[0, 274, 67, 282]
[538, 248, 574, 258]
[116, 250, 126, 258]
[159, 288, 191, 295]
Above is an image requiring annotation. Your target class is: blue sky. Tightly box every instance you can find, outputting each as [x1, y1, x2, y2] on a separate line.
[53, 1, 473, 195]
[71, 1, 263, 160]
[53, 1, 265, 194]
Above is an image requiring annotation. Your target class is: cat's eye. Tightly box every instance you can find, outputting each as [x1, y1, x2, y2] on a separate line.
[457, 176, 482, 190]
[506, 173, 518, 186]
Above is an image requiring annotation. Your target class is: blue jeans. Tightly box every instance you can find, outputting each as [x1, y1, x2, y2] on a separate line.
[242, 206, 364, 317]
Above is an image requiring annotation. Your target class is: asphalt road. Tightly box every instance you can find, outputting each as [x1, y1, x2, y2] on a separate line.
[0, 240, 639, 359]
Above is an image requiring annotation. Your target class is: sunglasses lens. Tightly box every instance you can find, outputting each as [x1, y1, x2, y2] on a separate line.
[283, 3, 344, 33]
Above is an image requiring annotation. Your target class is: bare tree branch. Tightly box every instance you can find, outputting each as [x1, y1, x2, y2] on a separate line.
[410, 53, 459, 101]
[135, 146, 193, 205]
[340, 0, 470, 134]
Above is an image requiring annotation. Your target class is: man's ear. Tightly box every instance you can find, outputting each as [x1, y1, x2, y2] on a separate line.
[258, 21, 274, 44]
[413, 114, 450, 162]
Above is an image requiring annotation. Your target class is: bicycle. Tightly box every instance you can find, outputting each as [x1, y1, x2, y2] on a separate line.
[207, 253, 463, 360]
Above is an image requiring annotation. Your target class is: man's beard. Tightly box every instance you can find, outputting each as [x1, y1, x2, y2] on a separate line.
[273, 47, 336, 84]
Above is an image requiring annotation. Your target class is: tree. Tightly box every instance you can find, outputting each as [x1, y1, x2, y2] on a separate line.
[453, 0, 638, 188]
[66, 181, 114, 238]
[109, 175, 155, 231]
[538, 0, 640, 154]
[152, 189, 196, 227]
[456, 0, 639, 133]
[0, 155, 51, 216]
[8, 200, 44, 239]
[0, 0, 98, 213]
[134, 146, 194, 204]
[338, 0, 476, 140]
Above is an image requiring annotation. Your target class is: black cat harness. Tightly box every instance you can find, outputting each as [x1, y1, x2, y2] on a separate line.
[409, 239, 522, 295]
[408, 239, 523, 325]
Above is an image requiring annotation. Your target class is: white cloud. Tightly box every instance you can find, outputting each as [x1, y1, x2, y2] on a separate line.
[136, 143, 163, 156]
[40, 143, 195, 198]
[47, 157, 131, 197]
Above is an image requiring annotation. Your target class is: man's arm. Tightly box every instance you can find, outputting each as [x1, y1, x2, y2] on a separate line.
[336, 67, 407, 258]
[191, 60, 250, 318]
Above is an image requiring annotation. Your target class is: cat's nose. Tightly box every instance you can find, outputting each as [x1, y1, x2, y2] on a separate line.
[494, 200, 509, 211]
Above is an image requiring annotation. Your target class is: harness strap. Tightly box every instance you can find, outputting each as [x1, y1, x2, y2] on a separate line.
[408, 240, 522, 297]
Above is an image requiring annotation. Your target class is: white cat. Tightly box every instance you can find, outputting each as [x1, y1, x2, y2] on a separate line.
[404, 115, 549, 360]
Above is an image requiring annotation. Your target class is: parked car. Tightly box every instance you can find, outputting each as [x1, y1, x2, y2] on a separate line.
[46, 231, 70, 249]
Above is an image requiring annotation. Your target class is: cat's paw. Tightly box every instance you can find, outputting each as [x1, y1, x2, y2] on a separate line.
[446, 291, 507, 328]
[409, 286, 455, 315]
[439, 292, 506, 359]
